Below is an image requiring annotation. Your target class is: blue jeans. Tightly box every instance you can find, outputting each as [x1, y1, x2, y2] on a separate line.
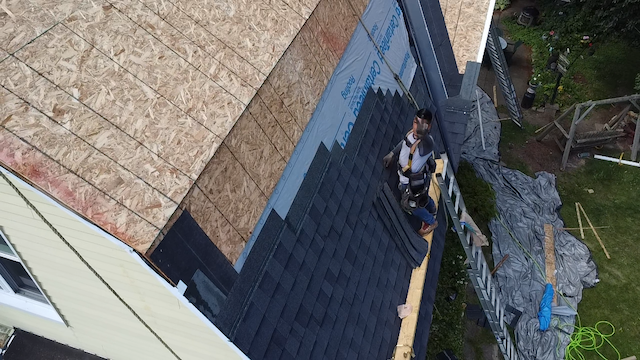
[400, 184, 437, 225]
[412, 198, 437, 225]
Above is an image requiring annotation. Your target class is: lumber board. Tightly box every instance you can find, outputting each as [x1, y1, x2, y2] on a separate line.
[544, 224, 557, 304]
[256, 81, 304, 144]
[1, 87, 177, 229]
[0, 57, 192, 202]
[313, 0, 355, 60]
[268, 31, 327, 130]
[576, 202, 585, 239]
[394, 161, 443, 358]
[298, 15, 335, 81]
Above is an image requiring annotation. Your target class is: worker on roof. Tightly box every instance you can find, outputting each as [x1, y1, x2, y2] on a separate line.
[383, 108, 438, 236]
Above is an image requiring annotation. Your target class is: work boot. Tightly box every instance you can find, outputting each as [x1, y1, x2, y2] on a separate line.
[418, 221, 438, 236]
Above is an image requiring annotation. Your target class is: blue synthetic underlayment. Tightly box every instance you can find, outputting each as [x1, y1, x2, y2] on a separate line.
[217, 89, 421, 359]
[213, 80, 471, 358]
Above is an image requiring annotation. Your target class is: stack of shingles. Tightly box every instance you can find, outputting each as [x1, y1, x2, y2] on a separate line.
[220, 88, 422, 359]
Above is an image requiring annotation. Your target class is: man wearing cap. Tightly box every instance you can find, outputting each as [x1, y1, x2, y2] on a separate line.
[382, 108, 438, 236]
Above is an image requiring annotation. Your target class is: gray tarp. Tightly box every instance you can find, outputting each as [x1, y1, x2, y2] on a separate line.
[460, 87, 599, 360]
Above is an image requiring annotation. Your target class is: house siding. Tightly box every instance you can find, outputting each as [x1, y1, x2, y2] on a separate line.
[0, 171, 243, 360]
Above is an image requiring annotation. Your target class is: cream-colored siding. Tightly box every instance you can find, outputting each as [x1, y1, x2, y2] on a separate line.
[0, 171, 244, 360]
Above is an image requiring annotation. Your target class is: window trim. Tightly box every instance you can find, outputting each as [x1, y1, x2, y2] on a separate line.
[0, 229, 64, 324]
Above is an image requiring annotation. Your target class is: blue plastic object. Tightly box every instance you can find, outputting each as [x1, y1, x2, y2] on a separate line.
[538, 283, 554, 331]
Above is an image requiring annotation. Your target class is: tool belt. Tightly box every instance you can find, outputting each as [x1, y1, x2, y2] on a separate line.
[400, 172, 430, 213]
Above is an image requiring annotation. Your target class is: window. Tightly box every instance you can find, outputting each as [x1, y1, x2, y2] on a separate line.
[0, 229, 63, 323]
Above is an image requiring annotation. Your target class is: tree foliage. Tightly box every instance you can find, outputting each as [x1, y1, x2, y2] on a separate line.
[540, 0, 640, 43]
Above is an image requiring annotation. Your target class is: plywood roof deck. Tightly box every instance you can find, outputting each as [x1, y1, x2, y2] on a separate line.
[440, 0, 492, 73]
[0, 0, 317, 252]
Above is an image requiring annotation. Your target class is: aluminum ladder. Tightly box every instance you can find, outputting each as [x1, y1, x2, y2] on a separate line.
[486, 22, 523, 128]
[436, 154, 519, 360]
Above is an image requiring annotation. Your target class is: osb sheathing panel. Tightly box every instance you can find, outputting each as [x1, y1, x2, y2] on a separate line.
[107, 0, 256, 105]
[14, 25, 221, 179]
[255, 82, 303, 146]
[168, 0, 305, 75]
[246, 94, 296, 160]
[0, 57, 192, 202]
[0, 0, 80, 54]
[150, 0, 265, 89]
[0, 129, 158, 252]
[184, 186, 245, 264]
[267, 32, 328, 130]
[195, 145, 267, 240]
[281, 0, 317, 19]
[1, 87, 176, 229]
[298, 17, 334, 82]
[223, 110, 286, 196]
[441, 0, 489, 72]
[349, 0, 370, 17]
[313, 0, 357, 60]
[64, 4, 245, 138]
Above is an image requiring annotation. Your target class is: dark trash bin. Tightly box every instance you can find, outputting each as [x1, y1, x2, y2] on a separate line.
[521, 87, 536, 109]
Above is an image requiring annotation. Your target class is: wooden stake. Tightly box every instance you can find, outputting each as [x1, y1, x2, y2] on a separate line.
[578, 203, 611, 259]
[491, 254, 510, 275]
[493, 85, 498, 108]
[561, 226, 609, 231]
[576, 202, 585, 239]
[544, 224, 557, 304]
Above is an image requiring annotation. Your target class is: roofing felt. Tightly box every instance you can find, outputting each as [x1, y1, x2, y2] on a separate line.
[214, 88, 438, 359]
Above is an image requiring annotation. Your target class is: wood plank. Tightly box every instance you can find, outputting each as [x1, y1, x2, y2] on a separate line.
[576, 202, 585, 239]
[544, 224, 557, 304]
[394, 160, 443, 358]
[578, 202, 611, 259]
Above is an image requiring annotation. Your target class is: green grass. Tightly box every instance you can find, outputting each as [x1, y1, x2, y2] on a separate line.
[426, 162, 498, 359]
[556, 154, 640, 359]
[426, 231, 468, 359]
[498, 120, 537, 177]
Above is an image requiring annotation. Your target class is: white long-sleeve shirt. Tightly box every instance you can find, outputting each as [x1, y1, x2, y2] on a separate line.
[398, 133, 434, 185]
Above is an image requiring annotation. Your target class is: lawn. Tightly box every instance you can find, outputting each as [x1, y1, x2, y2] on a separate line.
[556, 156, 640, 359]
[498, 11, 640, 358]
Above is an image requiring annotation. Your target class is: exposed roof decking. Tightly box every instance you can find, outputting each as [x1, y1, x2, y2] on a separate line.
[440, 0, 493, 73]
[0, 0, 321, 252]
